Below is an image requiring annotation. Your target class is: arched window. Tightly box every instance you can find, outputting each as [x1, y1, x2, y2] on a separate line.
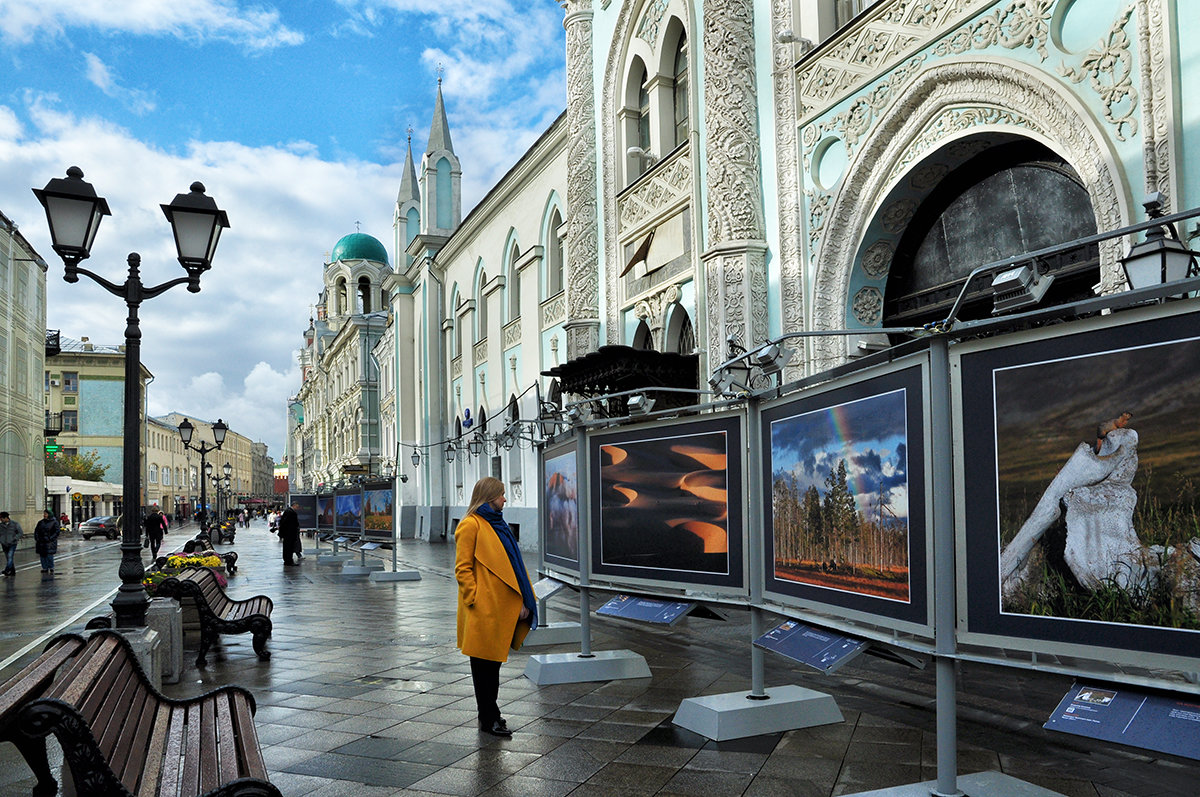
[672, 33, 689, 148]
[149, 464, 158, 484]
[476, 273, 488, 341]
[665, 305, 695, 355]
[336, 278, 347, 315]
[547, 208, 564, 296]
[632, 319, 654, 351]
[358, 276, 372, 313]
[637, 72, 650, 154]
[508, 243, 521, 321]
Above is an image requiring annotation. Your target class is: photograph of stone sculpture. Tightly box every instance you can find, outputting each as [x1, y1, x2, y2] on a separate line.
[543, 448, 579, 565]
[995, 336, 1200, 629]
[769, 388, 911, 602]
[597, 428, 732, 576]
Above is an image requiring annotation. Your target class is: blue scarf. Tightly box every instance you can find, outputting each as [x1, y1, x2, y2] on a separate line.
[476, 503, 538, 631]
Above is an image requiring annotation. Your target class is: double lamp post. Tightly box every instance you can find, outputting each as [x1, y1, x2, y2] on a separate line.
[177, 417, 229, 535]
[34, 167, 229, 628]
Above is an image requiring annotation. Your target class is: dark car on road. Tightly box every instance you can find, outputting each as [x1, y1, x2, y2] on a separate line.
[79, 515, 120, 540]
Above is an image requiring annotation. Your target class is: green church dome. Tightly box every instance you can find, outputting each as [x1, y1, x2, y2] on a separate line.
[331, 232, 389, 265]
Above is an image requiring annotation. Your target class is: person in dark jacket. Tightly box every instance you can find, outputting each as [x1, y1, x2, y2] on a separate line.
[143, 506, 167, 558]
[34, 511, 60, 574]
[0, 512, 23, 576]
[278, 503, 301, 566]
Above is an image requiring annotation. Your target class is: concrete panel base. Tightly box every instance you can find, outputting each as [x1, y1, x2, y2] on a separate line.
[369, 569, 422, 582]
[341, 562, 385, 575]
[842, 770, 1066, 796]
[523, 622, 582, 647]
[524, 649, 650, 685]
[317, 553, 354, 565]
[672, 685, 842, 741]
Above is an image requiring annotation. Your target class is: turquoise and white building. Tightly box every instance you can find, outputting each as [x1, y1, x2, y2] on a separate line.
[294, 0, 1200, 548]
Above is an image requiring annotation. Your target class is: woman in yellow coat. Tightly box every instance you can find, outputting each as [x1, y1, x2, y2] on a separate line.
[455, 477, 538, 737]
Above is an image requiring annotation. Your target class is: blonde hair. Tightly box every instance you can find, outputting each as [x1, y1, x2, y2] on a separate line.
[466, 477, 505, 517]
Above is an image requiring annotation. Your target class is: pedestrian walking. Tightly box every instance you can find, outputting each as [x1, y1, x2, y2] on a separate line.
[33, 511, 60, 574]
[454, 477, 538, 738]
[0, 511, 24, 576]
[278, 502, 301, 566]
[143, 506, 167, 559]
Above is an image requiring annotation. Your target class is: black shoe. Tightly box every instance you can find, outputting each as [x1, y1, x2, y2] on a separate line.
[480, 720, 512, 737]
[283, 561, 299, 567]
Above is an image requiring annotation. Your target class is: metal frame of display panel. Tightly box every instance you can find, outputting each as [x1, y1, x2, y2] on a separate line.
[540, 438, 582, 578]
[587, 411, 749, 600]
[952, 300, 1200, 672]
[758, 351, 936, 643]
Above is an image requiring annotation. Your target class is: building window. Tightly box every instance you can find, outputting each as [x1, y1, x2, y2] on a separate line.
[63, 372, 78, 392]
[62, 410, 78, 431]
[476, 273, 488, 341]
[162, 468, 171, 486]
[358, 276, 372, 313]
[547, 209, 564, 296]
[508, 243, 521, 322]
[672, 34, 689, 148]
[149, 465, 158, 484]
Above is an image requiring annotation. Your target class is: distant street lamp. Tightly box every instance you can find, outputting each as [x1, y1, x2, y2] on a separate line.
[34, 167, 229, 629]
[179, 417, 229, 538]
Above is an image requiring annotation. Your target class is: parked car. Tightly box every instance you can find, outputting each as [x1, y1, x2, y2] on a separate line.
[79, 515, 120, 540]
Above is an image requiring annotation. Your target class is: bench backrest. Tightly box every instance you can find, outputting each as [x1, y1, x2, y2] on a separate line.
[0, 634, 85, 724]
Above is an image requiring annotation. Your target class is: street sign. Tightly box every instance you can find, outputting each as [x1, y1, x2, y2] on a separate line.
[44, 443, 61, 454]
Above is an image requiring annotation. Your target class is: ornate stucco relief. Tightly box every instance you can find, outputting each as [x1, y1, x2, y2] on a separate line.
[796, 0, 992, 119]
[540, 294, 567, 329]
[1058, 5, 1136, 141]
[635, 0, 670, 47]
[473, 339, 487, 364]
[771, 0, 805, 381]
[807, 61, 1126, 371]
[617, 146, 691, 236]
[852, 287, 883, 326]
[502, 318, 521, 349]
[632, 282, 683, 344]
[561, 0, 601, 358]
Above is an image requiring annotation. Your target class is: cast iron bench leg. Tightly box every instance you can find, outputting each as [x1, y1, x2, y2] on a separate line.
[9, 733, 57, 797]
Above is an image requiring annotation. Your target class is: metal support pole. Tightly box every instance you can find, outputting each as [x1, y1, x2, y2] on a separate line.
[929, 337, 962, 797]
[746, 396, 768, 699]
[114, 258, 147, 628]
[575, 425, 595, 658]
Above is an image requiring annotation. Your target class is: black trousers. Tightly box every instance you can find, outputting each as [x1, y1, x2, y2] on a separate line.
[469, 656, 502, 725]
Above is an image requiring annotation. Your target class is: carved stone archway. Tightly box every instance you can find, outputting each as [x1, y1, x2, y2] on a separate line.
[809, 59, 1130, 370]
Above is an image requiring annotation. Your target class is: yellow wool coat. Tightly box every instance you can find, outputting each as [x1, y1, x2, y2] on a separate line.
[454, 513, 532, 662]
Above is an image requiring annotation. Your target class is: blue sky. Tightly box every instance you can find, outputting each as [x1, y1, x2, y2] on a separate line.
[0, 0, 566, 460]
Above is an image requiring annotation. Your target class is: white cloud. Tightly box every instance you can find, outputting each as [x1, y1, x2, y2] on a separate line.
[4, 96, 398, 458]
[0, 106, 21, 140]
[82, 53, 156, 115]
[0, 0, 304, 49]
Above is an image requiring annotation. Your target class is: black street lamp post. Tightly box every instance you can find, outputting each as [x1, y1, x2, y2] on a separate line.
[34, 167, 229, 629]
[180, 417, 228, 537]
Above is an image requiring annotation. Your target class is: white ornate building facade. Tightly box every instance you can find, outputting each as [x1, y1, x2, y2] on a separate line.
[293, 0, 1199, 548]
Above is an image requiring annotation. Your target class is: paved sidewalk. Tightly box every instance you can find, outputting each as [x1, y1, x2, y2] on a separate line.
[0, 521, 1192, 795]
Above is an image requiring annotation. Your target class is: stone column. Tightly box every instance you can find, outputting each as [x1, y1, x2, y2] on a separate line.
[561, 0, 602, 359]
[702, 0, 769, 366]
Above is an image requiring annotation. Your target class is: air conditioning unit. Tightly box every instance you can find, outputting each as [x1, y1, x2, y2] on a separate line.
[50, 379, 61, 387]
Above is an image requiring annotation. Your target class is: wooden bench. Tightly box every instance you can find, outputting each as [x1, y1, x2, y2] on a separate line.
[13, 630, 280, 796]
[155, 568, 273, 667]
[0, 634, 87, 796]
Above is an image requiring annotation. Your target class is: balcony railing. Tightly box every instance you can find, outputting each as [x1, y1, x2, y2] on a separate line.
[46, 329, 61, 357]
[44, 412, 63, 436]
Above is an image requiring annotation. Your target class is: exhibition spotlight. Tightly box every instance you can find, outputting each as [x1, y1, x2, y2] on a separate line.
[35, 166, 228, 629]
[627, 393, 655, 416]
